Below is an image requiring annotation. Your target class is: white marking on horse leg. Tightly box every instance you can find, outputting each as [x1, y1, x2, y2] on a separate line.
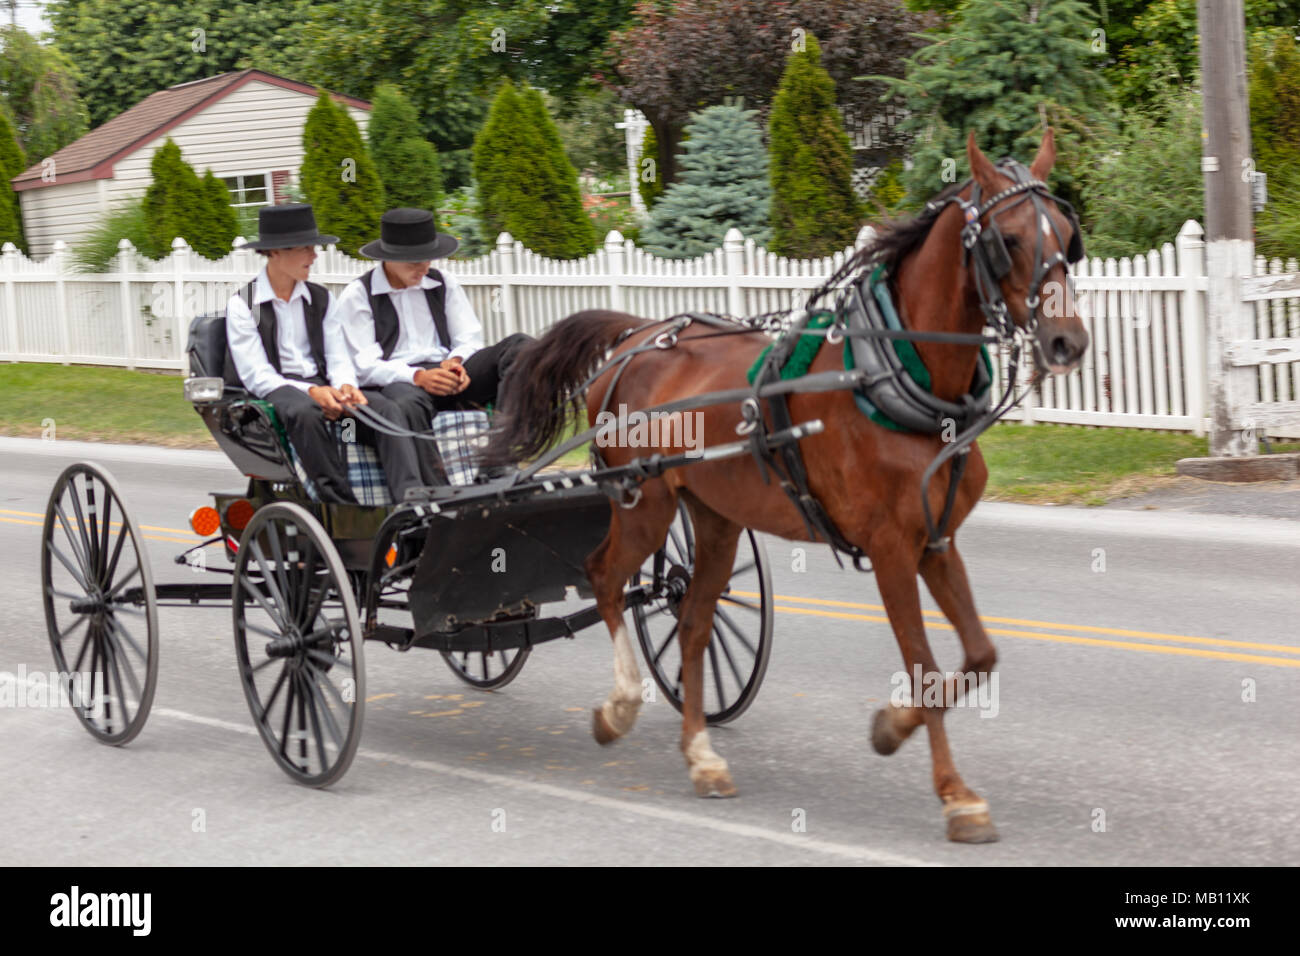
[683, 729, 729, 784]
[600, 623, 643, 737]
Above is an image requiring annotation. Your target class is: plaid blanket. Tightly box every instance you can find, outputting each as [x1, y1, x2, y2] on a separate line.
[290, 409, 491, 505]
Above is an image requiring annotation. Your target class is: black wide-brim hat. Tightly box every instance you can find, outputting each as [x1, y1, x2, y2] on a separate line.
[360, 207, 459, 261]
[237, 203, 338, 250]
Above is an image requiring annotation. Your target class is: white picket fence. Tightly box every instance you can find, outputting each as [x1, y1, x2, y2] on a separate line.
[3, 221, 1299, 437]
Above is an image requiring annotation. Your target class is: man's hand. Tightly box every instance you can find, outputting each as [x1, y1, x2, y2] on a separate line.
[337, 384, 368, 407]
[308, 384, 345, 420]
[413, 366, 463, 396]
[441, 356, 470, 393]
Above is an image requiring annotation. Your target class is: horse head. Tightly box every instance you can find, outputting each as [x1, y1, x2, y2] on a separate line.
[965, 128, 1090, 375]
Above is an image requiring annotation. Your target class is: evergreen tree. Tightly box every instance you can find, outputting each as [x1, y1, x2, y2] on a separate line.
[0, 108, 26, 251]
[768, 34, 860, 258]
[192, 169, 238, 260]
[472, 81, 595, 259]
[1250, 29, 1300, 188]
[140, 139, 205, 258]
[878, 0, 1109, 213]
[300, 90, 384, 256]
[637, 125, 665, 210]
[639, 104, 771, 258]
[368, 83, 443, 220]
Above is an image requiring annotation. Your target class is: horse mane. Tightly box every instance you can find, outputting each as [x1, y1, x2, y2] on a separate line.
[862, 180, 965, 276]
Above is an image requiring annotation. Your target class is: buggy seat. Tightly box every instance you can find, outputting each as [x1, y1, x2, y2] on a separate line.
[186, 313, 488, 504]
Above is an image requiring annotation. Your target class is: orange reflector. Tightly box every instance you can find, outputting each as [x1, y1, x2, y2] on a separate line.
[225, 498, 255, 531]
[190, 506, 220, 537]
[385, 544, 397, 567]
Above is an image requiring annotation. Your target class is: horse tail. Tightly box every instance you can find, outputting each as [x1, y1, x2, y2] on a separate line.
[485, 309, 650, 465]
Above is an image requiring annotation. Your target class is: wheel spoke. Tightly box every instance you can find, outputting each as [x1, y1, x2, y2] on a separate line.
[668, 526, 688, 565]
[71, 624, 93, 674]
[104, 614, 147, 664]
[85, 478, 101, 579]
[53, 503, 92, 579]
[653, 622, 679, 665]
[243, 619, 287, 642]
[717, 593, 762, 612]
[106, 563, 140, 599]
[303, 665, 345, 749]
[258, 665, 289, 721]
[277, 674, 296, 759]
[49, 541, 91, 592]
[66, 477, 97, 580]
[249, 540, 291, 627]
[713, 623, 746, 692]
[98, 492, 114, 585]
[303, 671, 330, 772]
[103, 622, 140, 709]
[239, 572, 289, 632]
[729, 559, 757, 578]
[706, 636, 727, 709]
[104, 518, 130, 585]
[714, 606, 758, 658]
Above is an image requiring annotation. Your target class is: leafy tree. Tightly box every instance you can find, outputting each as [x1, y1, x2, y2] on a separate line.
[608, 0, 936, 188]
[1250, 28, 1300, 186]
[551, 87, 627, 179]
[300, 90, 384, 256]
[637, 124, 663, 210]
[0, 107, 26, 188]
[878, 0, 1110, 214]
[368, 83, 443, 219]
[301, 0, 637, 191]
[1106, 0, 1300, 109]
[0, 25, 89, 164]
[69, 196, 153, 271]
[48, 0, 315, 127]
[1077, 82, 1203, 258]
[640, 104, 771, 257]
[473, 81, 595, 259]
[768, 35, 860, 257]
[193, 169, 238, 259]
[141, 139, 206, 258]
[0, 109, 23, 251]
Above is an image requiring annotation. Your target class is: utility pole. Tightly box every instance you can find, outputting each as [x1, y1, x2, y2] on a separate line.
[1198, 0, 1257, 457]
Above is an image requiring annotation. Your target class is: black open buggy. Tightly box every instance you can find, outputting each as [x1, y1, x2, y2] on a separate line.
[36, 315, 821, 786]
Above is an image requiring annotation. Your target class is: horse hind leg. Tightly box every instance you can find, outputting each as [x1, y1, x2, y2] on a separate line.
[585, 491, 677, 746]
[676, 495, 743, 797]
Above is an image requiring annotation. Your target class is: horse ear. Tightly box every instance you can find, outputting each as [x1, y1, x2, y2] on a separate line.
[1030, 126, 1057, 182]
[966, 130, 998, 191]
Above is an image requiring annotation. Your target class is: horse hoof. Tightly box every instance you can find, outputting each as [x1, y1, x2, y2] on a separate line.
[692, 770, 738, 798]
[591, 707, 620, 746]
[871, 708, 904, 756]
[944, 801, 1000, 844]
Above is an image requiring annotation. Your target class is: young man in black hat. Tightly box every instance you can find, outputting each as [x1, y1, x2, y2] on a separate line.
[333, 207, 532, 484]
[226, 203, 425, 504]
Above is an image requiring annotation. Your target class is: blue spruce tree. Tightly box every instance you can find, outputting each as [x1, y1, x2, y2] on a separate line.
[640, 105, 771, 258]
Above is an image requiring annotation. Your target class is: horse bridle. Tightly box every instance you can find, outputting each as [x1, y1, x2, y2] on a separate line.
[923, 159, 1085, 360]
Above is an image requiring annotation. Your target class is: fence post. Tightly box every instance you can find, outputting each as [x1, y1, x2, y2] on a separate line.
[52, 240, 69, 364]
[724, 228, 745, 317]
[2, 242, 17, 361]
[495, 232, 517, 339]
[605, 230, 625, 313]
[171, 237, 190, 362]
[118, 239, 137, 370]
[1177, 220, 1207, 436]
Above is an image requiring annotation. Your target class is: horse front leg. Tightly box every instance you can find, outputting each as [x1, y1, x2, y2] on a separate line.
[872, 542, 998, 843]
[676, 498, 743, 797]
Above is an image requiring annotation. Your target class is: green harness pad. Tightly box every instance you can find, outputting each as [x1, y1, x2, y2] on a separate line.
[745, 266, 992, 433]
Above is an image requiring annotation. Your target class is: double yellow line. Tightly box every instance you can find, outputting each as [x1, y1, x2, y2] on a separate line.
[0, 508, 201, 545]
[733, 591, 1300, 669]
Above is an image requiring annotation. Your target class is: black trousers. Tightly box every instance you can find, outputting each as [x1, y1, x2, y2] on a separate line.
[346, 391, 425, 503]
[265, 382, 357, 505]
[376, 334, 533, 486]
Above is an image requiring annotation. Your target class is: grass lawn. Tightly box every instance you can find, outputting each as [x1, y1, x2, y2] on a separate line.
[3, 364, 1296, 504]
[0, 363, 214, 447]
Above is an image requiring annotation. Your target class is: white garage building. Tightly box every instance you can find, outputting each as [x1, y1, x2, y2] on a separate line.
[9, 70, 371, 257]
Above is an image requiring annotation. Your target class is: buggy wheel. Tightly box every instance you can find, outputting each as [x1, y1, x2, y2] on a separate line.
[233, 503, 364, 787]
[440, 646, 530, 689]
[632, 502, 773, 725]
[41, 462, 159, 745]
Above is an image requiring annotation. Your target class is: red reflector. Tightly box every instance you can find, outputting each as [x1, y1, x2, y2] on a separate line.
[225, 499, 255, 531]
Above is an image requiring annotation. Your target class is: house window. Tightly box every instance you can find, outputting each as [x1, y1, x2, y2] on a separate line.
[222, 173, 270, 208]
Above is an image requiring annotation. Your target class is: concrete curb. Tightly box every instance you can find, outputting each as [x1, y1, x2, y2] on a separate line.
[1176, 453, 1300, 482]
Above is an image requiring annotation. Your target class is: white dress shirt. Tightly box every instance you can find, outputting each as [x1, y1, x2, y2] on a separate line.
[334, 266, 485, 388]
[225, 269, 357, 399]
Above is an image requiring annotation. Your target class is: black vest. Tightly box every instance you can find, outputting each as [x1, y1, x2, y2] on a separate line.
[224, 279, 331, 389]
[363, 267, 450, 361]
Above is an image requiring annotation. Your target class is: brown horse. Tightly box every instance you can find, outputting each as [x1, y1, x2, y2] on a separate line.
[486, 129, 1089, 843]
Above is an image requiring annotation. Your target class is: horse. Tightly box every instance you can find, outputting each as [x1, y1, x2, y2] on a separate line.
[484, 128, 1089, 843]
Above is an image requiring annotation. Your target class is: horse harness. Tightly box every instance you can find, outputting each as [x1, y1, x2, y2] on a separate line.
[584, 159, 1085, 570]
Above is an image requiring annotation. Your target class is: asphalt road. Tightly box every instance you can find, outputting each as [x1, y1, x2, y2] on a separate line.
[1, 437, 1297, 866]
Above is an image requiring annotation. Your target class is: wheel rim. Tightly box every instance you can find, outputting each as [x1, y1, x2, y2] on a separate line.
[41, 462, 158, 745]
[233, 503, 364, 787]
[440, 646, 531, 689]
[632, 504, 773, 725]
